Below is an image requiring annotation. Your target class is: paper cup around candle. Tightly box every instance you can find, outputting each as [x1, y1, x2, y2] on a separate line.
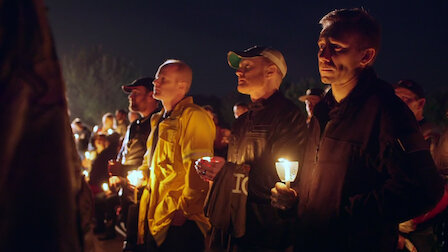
[275, 158, 299, 188]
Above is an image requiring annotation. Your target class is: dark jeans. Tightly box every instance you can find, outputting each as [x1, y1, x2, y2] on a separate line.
[94, 193, 119, 233]
[123, 203, 139, 250]
[138, 220, 204, 252]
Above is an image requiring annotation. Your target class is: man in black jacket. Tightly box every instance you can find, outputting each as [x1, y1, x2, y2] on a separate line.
[108, 77, 159, 250]
[196, 46, 307, 251]
[271, 8, 444, 252]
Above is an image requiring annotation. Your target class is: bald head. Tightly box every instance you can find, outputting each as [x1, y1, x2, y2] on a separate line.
[158, 59, 193, 93]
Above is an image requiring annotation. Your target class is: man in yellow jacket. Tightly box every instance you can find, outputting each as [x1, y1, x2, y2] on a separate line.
[137, 59, 215, 251]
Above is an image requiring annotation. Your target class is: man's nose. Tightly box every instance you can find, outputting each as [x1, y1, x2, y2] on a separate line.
[235, 69, 243, 77]
[318, 46, 331, 63]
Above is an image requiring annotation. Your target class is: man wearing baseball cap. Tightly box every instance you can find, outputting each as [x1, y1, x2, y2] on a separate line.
[108, 77, 159, 250]
[196, 46, 307, 250]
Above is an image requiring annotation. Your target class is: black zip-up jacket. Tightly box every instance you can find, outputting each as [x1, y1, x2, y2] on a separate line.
[295, 68, 444, 251]
[208, 91, 307, 250]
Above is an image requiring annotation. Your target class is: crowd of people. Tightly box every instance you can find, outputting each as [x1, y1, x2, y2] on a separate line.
[69, 8, 448, 252]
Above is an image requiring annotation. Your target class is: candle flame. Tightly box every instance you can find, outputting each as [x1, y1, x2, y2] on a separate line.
[102, 183, 109, 191]
[127, 170, 144, 187]
[275, 158, 299, 184]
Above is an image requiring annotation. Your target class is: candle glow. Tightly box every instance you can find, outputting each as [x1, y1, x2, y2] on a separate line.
[102, 182, 109, 191]
[275, 158, 299, 188]
[127, 170, 144, 187]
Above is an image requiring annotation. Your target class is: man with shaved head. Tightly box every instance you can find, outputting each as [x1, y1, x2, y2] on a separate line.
[136, 59, 215, 251]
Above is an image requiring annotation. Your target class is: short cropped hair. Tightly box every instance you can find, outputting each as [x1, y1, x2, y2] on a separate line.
[320, 8, 381, 53]
[160, 59, 193, 92]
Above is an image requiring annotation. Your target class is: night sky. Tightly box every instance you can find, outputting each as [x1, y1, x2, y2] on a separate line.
[45, 0, 448, 97]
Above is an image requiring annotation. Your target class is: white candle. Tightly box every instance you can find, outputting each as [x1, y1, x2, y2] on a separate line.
[275, 158, 299, 189]
[127, 170, 144, 187]
[102, 183, 109, 192]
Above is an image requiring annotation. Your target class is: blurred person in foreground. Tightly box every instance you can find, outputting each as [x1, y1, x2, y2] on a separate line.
[270, 8, 444, 251]
[137, 59, 215, 251]
[195, 46, 307, 251]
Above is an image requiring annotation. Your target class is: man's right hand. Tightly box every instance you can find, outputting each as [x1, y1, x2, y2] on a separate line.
[271, 182, 299, 210]
[194, 156, 225, 182]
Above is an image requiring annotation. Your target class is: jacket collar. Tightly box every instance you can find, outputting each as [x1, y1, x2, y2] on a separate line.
[248, 91, 282, 112]
[158, 96, 194, 120]
[322, 68, 378, 119]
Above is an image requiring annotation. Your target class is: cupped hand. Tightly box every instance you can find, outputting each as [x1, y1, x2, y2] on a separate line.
[194, 156, 225, 182]
[271, 182, 299, 210]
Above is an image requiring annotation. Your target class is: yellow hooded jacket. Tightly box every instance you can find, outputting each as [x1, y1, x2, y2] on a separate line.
[137, 97, 215, 246]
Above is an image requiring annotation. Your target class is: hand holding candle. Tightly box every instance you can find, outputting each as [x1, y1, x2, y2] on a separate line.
[194, 156, 226, 182]
[127, 170, 144, 187]
[275, 158, 298, 188]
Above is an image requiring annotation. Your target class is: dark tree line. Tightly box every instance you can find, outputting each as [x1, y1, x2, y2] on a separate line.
[62, 47, 448, 129]
[62, 46, 139, 126]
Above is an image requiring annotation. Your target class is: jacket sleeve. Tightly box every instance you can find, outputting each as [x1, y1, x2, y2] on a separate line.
[271, 108, 308, 166]
[178, 108, 216, 216]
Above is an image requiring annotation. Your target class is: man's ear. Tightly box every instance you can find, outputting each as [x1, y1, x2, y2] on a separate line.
[177, 80, 188, 92]
[417, 98, 426, 110]
[360, 48, 376, 67]
[265, 64, 277, 79]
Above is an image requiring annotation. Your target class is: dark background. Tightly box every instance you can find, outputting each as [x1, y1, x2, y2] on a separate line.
[44, 0, 448, 126]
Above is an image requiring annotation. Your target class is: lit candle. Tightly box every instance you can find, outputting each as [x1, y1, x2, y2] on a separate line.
[127, 170, 144, 187]
[102, 182, 109, 192]
[275, 158, 299, 189]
